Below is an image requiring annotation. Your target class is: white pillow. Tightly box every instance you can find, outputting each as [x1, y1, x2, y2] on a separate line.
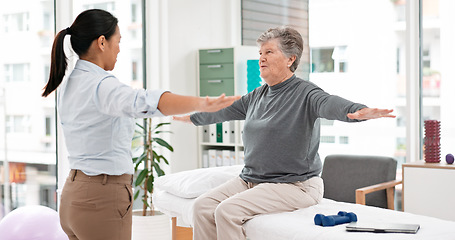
[155, 165, 244, 198]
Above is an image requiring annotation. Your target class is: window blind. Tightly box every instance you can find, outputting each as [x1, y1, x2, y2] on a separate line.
[241, 0, 309, 79]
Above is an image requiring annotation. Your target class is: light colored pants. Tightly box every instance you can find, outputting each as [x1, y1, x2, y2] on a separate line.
[192, 176, 324, 240]
[59, 170, 134, 240]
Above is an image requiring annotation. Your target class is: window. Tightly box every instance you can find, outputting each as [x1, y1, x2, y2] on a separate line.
[241, 0, 310, 80]
[311, 48, 334, 73]
[421, 0, 453, 159]
[332, 46, 348, 73]
[421, 47, 440, 98]
[43, 65, 50, 84]
[311, 46, 347, 73]
[132, 61, 138, 81]
[0, 1, 56, 220]
[6, 116, 31, 134]
[4, 64, 30, 82]
[339, 136, 349, 144]
[131, 3, 138, 22]
[320, 136, 335, 143]
[45, 116, 51, 136]
[3, 12, 29, 32]
[310, 0, 406, 165]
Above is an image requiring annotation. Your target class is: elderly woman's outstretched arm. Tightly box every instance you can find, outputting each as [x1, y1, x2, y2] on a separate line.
[347, 108, 395, 120]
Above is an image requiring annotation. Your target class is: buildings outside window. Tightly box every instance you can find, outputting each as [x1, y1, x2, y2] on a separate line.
[0, 0, 145, 220]
[3, 12, 29, 32]
[4, 64, 30, 82]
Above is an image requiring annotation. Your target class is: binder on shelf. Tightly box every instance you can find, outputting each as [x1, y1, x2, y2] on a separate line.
[222, 121, 235, 144]
[216, 123, 223, 143]
[230, 151, 236, 166]
[230, 122, 235, 144]
[208, 149, 217, 167]
[209, 124, 217, 143]
[216, 150, 223, 167]
[202, 125, 210, 142]
[222, 150, 231, 166]
[202, 150, 209, 168]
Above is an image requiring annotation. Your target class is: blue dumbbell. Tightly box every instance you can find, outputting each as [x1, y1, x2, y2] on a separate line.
[314, 211, 346, 226]
[322, 211, 357, 226]
[314, 211, 357, 227]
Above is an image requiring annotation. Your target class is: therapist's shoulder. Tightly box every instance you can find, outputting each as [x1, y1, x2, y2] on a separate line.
[74, 60, 118, 83]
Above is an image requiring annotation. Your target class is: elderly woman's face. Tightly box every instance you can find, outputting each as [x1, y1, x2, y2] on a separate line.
[259, 39, 292, 83]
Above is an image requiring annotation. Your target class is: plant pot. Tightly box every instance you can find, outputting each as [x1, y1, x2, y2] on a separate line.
[132, 210, 171, 240]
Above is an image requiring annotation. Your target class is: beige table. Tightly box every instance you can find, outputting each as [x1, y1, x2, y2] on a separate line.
[402, 161, 455, 221]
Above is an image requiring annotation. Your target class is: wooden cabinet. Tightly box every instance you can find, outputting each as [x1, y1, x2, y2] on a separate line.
[402, 161, 455, 221]
[196, 46, 259, 168]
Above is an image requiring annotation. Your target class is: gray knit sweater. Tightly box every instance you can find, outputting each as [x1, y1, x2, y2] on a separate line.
[191, 75, 367, 183]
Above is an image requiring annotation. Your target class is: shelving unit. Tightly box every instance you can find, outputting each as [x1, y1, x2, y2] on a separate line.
[196, 46, 258, 168]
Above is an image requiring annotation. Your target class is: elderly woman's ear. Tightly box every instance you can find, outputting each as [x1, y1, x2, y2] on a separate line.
[288, 56, 296, 68]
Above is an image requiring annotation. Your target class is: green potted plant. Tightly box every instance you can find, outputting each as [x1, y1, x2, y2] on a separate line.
[131, 118, 173, 239]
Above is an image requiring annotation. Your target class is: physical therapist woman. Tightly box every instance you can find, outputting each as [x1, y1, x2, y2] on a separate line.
[41, 9, 238, 240]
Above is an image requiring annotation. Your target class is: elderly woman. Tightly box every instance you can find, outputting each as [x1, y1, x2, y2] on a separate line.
[175, 26, 395, 240]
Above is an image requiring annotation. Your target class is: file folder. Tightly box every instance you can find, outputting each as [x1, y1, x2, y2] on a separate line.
[223, 121, 235, 144]
[222, 150, 231, 166]
[202, 125, 210, 142]
[216, 123, 223, 143]
[209, 124, 216, 143]
[208, 149, 217, 167]
[202, 150, 209, 168]
[216, 150, 223, 166]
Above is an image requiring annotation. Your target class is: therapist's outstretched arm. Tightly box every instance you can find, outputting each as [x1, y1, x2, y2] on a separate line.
[157, 92, 240, 116]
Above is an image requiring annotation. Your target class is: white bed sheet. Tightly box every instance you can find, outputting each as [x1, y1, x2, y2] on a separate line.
[152, 165, 455, 239]
[154, 191, 455, 240]
[244, 198, 455, 240]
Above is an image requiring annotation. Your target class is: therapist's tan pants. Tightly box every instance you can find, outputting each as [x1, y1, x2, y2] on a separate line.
[59, 170, 133, 240]
[192, 176, 323, 240]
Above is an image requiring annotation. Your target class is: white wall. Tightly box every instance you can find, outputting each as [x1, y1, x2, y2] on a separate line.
[163, 0, 241, 173]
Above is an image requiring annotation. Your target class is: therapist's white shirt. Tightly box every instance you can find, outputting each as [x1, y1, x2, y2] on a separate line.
[58, 60, 166, 175]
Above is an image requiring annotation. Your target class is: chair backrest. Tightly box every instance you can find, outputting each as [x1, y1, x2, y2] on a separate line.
[321, 154, 397, 209]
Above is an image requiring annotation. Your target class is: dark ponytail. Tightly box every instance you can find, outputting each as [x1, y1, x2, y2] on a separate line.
[42, 9, 118, 97]
[42, 29, 69, 97]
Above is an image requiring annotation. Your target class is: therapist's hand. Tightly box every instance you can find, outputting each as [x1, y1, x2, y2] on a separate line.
[157, 92, 240, 116]
[197, 94, 241, 113]
[173, 115, 192, 124]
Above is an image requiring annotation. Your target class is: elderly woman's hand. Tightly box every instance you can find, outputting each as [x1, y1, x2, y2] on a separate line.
[347, 108, 396, 120]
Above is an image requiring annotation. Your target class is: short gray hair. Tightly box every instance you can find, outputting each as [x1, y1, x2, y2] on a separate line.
[256, 26, 303, 72]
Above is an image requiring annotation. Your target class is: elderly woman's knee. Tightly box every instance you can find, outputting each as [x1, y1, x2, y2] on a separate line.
[214, 200, 239, 220]
[193, 195, 218, 214]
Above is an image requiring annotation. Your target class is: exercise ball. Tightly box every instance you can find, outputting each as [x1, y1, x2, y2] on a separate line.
[0, 205, 68, 240]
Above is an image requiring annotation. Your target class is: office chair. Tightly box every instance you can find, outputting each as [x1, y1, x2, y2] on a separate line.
[321, 154, 402, 210]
